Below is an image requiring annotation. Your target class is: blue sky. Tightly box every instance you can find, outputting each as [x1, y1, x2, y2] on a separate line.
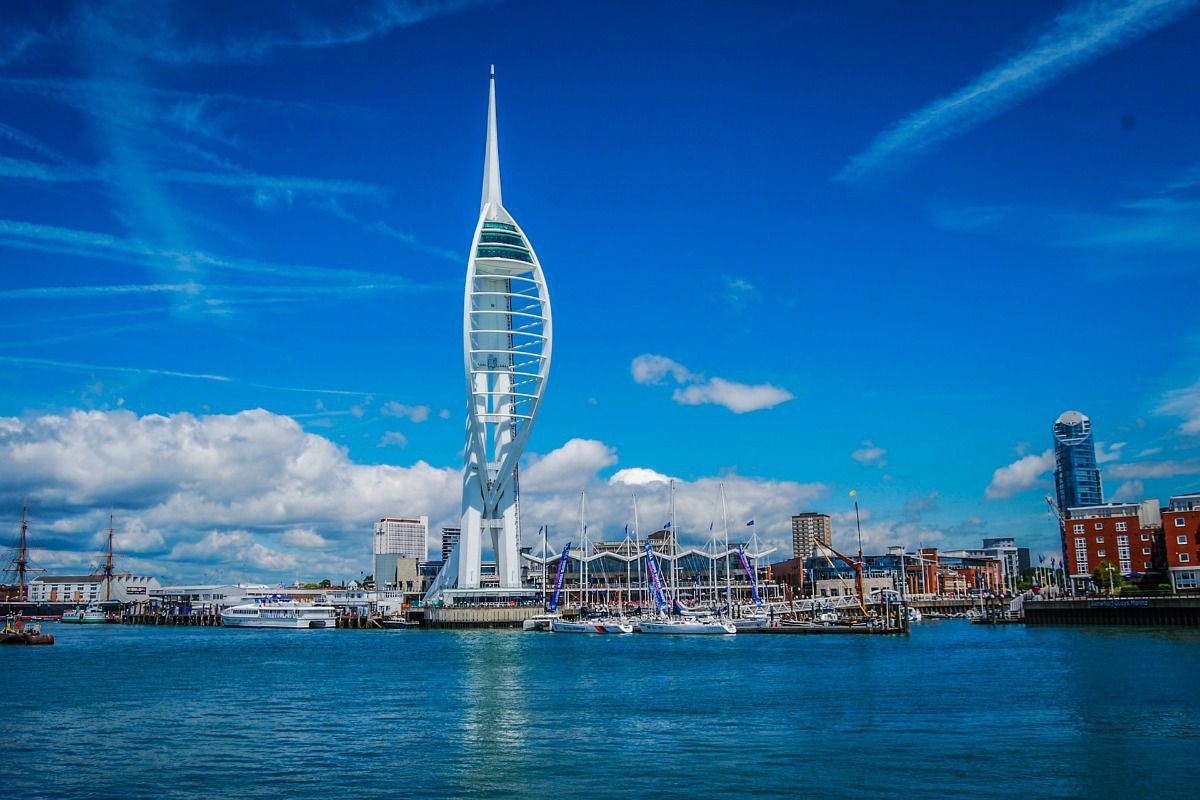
[2, 0, 1199, 583]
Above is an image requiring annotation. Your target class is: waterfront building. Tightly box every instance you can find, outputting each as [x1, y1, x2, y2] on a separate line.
[790, 549, 1005, 598]
[426, 67, 553, 606]
[149, 583, 266, 612]
[1053, 410, 1104, 514]
[1164, 492, 1200, 592]
[440, 527, 461, 562]
[942, 538, 1029, 593]
[374, 516, 428, 560]
[1063, 500, 1162, 589]
[790, 513, 832, 560]
[29, 573, 160, 604]
[374, 516, 427, 589]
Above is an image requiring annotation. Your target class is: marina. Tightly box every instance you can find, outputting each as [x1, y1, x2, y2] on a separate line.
[6, 618, 1199, 799]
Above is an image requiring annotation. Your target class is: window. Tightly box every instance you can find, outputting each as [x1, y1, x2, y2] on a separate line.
[1141, 533, 1151, 541]
[1142, 548, 1152, 555]
[1117, 536, 1128, 545]
[1095, 522, 1104, 530]
[1115, 522, 1128, 532]
[1073, 524, 1085, 533]
[1178, 535, 1189, 545]
[1182, 553, 1192, 563]
[476, 245, 533, 263]
[1095, 536, 1105, 544]
[1176, 517, 1186, 527]
[482, 221, 517, 232]
[1097, 550, 1107, 558]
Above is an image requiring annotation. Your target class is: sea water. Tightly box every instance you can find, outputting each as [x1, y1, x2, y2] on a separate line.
[3, 620, 1198, 799]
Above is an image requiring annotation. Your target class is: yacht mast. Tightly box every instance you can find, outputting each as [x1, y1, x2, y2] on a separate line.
[721, 484, 732, 616]
[16, 498, 29, 602]
[669, 481, 678, 612]
[104, 511, 115, 602]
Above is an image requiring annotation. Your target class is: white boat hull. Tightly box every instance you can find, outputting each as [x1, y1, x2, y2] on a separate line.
[222, 616, 335, 629]
[638, 619, 737, 635]
[221, 601, 337, 629]
[551, 619, 633, 634]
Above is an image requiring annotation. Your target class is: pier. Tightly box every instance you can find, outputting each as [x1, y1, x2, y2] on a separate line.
[1024, 595, 1200, 626]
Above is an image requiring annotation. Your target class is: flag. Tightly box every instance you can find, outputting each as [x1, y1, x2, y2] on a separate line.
[663, 521, 671, 529]
[624, 524, 629, 536]
[746, 519, 755, 527]
[849, 489, 857, 497]
[1038, 554, 1046, 564]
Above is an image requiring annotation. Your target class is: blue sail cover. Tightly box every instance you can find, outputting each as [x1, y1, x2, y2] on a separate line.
[738, 544, 763, 607]
[644, 541, 669, 613]
[549, 541, 571, 612]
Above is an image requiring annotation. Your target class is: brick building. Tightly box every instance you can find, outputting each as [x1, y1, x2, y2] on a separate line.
[1063, 500, 1161, 591]
[1164, 492, 1200, 592]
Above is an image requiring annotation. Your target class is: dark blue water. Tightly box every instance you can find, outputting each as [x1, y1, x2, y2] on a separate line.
[3, 620, 1198, 799]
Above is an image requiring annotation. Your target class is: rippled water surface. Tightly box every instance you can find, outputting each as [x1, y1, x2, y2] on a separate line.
[4, 620, 1199, 799]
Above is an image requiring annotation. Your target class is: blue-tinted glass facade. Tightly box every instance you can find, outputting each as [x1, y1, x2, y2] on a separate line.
[1053, 411, 1104, 513]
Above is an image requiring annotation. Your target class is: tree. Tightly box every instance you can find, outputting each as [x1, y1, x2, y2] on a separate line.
[1092, 561, 1123, 594]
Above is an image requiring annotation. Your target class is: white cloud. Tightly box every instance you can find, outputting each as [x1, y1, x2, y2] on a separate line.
[1107, 459, 1200, 479]
[632, 354, 793, 413]
[852, 441, 888, 467]
[985, 449, 1055, 500]
[1137, 447, 1162, 457]
[438, 409, 451, 419]
[671, 378, 794, 414]
[378, 431, 408, 448]
[837, 0, 1197, 182]
[1157, 380, 1200, 434]
[381, 402, 430, 423]
[1109, 479, 1145, 501]
[0, 408, 834, 580]
[609, 467, 674, 487]
[0, 408, 461, 582]
[631, 354, 696, 385]
[280, 527, 331, 550]
[522, 439, 618, 493]
[1096, 441, 1126, 463]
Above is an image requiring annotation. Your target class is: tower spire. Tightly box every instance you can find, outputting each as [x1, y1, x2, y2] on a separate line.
[481, 65, 503, 212]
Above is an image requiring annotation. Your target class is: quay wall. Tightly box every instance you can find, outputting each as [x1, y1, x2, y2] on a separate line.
[1024, 597, 1200, 626]
[424, 606, 541, 629]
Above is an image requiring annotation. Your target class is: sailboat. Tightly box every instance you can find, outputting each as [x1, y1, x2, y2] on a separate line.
[522, 525, 562, 631]
[551, 494, 633, 634]
[637, 482, 735, 635]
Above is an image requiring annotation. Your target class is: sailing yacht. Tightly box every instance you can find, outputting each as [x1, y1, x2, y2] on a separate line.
[551, 493, 633, 634]
[636, 482, 736, 635]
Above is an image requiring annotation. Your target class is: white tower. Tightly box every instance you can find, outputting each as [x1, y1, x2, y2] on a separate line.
[427, 68, 552, 602]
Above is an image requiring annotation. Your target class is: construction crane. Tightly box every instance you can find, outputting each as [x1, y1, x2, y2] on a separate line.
[813, 539, 867, 616]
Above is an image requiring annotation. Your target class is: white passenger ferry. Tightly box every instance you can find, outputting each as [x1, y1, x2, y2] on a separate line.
[221, 598, 337, 629]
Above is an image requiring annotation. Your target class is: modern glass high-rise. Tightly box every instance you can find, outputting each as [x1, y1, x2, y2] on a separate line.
[1053, 410, 1104, 513]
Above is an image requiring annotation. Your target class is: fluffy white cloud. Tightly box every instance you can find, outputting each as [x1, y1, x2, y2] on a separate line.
[1107, 459, 1200, 479]
[985, 449, 1054, 500]
[1095, 441, 1125, 463]
[1109, 480, 1145, 502]
[852, 441, 888, 467]
[0, 409, 832, 583]
[280, 527, 332, 550]
[522, 439, 618, 493]
[381, 402, 430, 423]
[671, 378, 794, 414]
[609, 467, 673, 486]
[632, 354, 793, 414]
[0, 408, 460, 582]
[1157, 380, 1200, 434]
[631, 354, 695, 385]
[378, 431, 408, 448]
